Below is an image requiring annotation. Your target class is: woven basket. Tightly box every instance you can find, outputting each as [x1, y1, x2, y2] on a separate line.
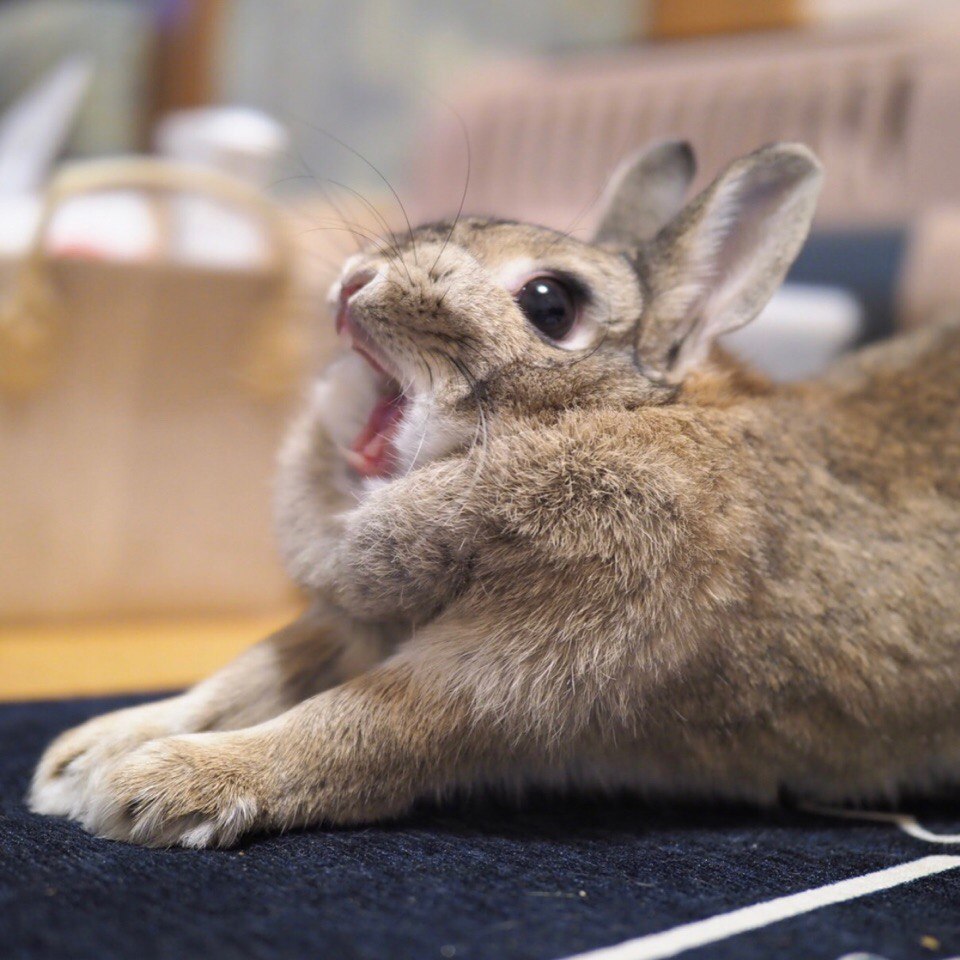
[0, 158, 316, 621]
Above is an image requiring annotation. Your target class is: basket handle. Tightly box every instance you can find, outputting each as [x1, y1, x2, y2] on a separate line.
[0, 157, 304, 400]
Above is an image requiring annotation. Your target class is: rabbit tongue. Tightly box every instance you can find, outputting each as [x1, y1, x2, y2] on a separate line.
[344, 387, 406, 478]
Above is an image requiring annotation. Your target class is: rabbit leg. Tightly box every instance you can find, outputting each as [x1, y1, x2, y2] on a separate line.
[77, 628, 549, 848]
[29, 602, 404, 819]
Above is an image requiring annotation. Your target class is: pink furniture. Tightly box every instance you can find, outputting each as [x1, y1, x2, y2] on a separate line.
[413, 19, 960, 234]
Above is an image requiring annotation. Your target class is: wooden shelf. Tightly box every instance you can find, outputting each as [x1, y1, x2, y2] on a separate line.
[0, 610, 295, 701]
[648, 0, 805, 39]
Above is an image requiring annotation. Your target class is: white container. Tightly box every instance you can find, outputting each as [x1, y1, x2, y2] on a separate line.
[155, 108, 290, 269]
[723, 283, 863, 381]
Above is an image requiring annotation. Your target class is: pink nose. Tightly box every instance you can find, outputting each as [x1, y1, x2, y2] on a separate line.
[339, 268, 376, 304]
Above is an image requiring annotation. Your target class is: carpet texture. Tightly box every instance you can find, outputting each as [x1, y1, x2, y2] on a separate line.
[1, 694, 958, 960]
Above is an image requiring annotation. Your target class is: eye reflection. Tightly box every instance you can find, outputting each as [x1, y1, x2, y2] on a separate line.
[515, 277, 577, 340]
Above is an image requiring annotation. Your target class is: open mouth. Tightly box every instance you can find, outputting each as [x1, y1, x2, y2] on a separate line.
[336, 305, 408, 479]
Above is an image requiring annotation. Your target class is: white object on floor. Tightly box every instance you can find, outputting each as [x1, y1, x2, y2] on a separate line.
[722, 283, 863, 381]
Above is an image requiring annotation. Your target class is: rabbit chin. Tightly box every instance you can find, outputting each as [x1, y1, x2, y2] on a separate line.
[314, 350, 470, 489]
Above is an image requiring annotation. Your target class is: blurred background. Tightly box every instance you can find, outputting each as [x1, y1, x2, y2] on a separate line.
[3, 0, 960, 699]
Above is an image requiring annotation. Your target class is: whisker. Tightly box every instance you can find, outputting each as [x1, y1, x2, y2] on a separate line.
[326, 179, 413, 285]
[286, 208, 355, 259]
[266, 172, 326, 191]
[284, 139, 368, 257]
[536, 146, 628, 257]
[431, 108, 471, 275]
[446, 354, 489, 506]
[536, 329, 611, 370]
[297, 222, 401, 267]
[296, 247, 350, 272]
[297, 216, 404, 257]
[309, 187, 408, 278]
[404, 376, 432, 477]
[326, 180, 401, 254]
[315, 187, 368, 256]
[296, 119, 418, 267]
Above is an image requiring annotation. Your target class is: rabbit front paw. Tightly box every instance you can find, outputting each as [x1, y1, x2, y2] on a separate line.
[28, 697, 193, 820]
[80, 732, 266, 848]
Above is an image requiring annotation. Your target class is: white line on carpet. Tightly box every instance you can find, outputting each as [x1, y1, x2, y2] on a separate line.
[560, 855, 960, 960]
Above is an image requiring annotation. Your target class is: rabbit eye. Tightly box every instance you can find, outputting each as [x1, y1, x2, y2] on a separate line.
[516, 277, 577, 341]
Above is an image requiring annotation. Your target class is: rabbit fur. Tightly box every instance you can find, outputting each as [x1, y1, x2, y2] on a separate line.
[29, 142, 960, 848]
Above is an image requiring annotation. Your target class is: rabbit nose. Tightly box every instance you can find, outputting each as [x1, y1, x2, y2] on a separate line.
[339, 268, 377, 304]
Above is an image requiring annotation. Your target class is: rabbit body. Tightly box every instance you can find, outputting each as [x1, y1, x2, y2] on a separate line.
[29, 143, 960, 847]
[278, 309, 960, 805]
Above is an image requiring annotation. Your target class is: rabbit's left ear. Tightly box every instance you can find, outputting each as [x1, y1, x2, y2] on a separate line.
[636, 142, 823, 382]
[594, 141, 697, 245]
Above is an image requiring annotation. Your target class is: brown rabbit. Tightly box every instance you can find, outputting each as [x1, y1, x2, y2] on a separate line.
[29, 141, 960, 849]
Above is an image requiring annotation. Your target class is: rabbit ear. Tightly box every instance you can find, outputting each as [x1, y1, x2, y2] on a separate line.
[636, 143, 823, 382]
[594, 141, 697, 245]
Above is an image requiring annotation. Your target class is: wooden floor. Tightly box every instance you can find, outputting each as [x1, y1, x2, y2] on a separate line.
[0, 610, 296, 701]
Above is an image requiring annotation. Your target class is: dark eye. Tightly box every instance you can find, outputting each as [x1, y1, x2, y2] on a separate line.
[515, 277, 577, 341]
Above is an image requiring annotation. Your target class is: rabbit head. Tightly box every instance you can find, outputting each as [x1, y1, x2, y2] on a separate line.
[323, 142, 822, 482]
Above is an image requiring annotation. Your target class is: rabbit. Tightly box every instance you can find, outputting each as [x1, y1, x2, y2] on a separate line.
[28, 140, 960, 850]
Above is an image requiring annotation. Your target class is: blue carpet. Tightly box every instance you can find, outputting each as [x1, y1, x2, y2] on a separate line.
[1, 694, 958, 960]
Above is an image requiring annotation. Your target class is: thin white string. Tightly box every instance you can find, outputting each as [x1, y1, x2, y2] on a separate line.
[802, 803, 960, 845]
